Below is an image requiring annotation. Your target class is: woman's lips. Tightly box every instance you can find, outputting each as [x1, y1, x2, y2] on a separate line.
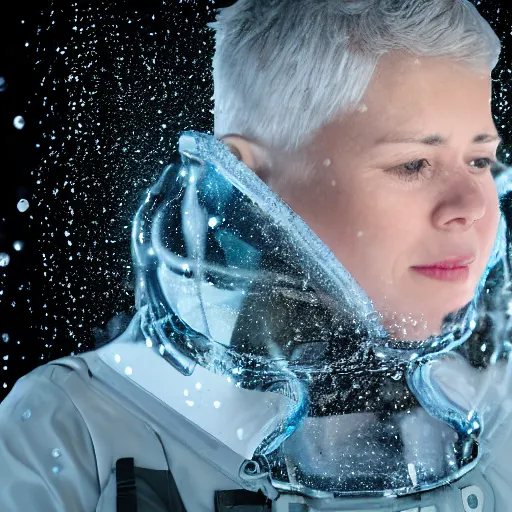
[411, 265, 470, 282]
[411, 256, 474, 282]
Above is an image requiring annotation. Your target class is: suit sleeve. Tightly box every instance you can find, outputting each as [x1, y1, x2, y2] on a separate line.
[0, 364, 100, 511]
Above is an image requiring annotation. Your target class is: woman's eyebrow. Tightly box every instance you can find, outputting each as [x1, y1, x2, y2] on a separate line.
[376, 133, 502, 146]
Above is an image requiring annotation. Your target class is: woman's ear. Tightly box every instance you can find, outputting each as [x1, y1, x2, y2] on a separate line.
[220, 135, 271, 182]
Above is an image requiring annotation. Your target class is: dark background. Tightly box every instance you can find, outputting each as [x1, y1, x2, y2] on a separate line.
[0, 0, 511, 401]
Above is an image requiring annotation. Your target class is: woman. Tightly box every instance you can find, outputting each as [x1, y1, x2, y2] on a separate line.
[1, 1, 511, 511]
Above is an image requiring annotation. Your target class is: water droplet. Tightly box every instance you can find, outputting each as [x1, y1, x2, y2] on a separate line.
[0, 77, 6, 92]
[17, 199, 29, 212]
[52, 448, 62, 458]
[13, 116, 25, 130]
[185, 400, 194, 407]
[366, 311, 380, 322]
[124, 366, 133, 376]
[237, 428, 244, 440]
[323, 158, 331, 167]
[208, 217, 219, 228]
[195, 382, 202, 390]
[481, 343, 487, 352]
[51, 465, 61, 474]
[2, 333, 9, 343]
[213, 401, 221, 409]
[391, 371, 403, 381]
[0, 254, 10, 267]
[145, 338, 152, 348]
[114, 354, 121, 363]
[21, 409, 31, 421]
[13, 241, 23, 251]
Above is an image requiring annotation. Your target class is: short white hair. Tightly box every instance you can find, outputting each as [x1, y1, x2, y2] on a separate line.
[208, 0, 501, 152]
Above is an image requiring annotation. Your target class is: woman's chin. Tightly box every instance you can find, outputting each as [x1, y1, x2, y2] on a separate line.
[444, 294, 474, 318]
[377, 290, 476, 342]
[381, 314, 433, 342]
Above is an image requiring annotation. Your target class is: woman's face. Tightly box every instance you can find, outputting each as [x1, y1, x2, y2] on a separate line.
[270, 52, 501, 340]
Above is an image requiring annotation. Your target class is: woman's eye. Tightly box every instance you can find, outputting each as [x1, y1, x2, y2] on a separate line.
[391, 158, 432, 181]
[470, 158, 495, 170]
[389, 157, 496, 181]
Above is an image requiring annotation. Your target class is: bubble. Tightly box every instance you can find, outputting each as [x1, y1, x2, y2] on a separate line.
[0, 77, 6, 92]
[17, 199, 29, 212]
[21, 409, 31, 421]
[13, 241, 24, 251]
[366, 311, 380, 322]
[0, 253, 10, 267]
[1, 333, 9, 343]
[13, 116, 25, 130]
[52, 448, 62, 458]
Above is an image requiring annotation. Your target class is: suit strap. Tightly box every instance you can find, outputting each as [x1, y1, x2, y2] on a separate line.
[116, 458, 138, 512]
[215, 489, 271, 511]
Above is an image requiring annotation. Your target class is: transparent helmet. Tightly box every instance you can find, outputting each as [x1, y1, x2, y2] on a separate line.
[132, 131, 512, 498]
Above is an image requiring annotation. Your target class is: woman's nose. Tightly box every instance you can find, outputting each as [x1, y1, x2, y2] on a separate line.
[431, 173, 487, 231]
